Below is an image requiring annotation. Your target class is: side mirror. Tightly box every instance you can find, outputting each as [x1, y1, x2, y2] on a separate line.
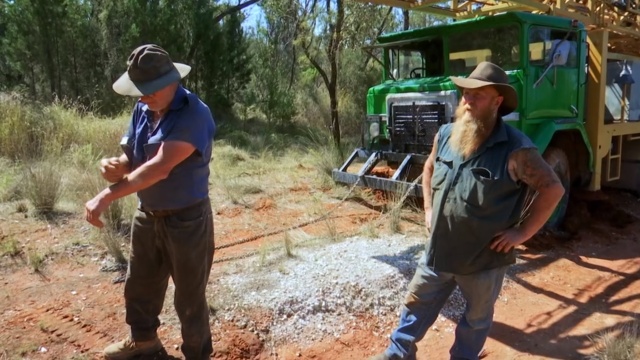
[581, 40, 589, 87]
[548, 39, 571, 66]
[585, 41, 590, 72]
[534, 40, 571, 88]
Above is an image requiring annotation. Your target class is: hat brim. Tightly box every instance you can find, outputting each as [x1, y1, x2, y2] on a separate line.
[113, 63, 191, 97]
[450, 76, 518, 116]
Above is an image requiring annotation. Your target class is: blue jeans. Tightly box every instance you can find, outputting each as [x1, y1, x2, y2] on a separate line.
[384, 253, 507, 360]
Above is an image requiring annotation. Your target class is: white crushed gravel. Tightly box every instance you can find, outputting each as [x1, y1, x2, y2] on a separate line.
[210, 234, 470, 346]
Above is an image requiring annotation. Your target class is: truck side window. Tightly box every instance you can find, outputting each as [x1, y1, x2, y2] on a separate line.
[529, 26, 578, 67]
[448, 24, 520, 74]
[387, 38, 445, 80]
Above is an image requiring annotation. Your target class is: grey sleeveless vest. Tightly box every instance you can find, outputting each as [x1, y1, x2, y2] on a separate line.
[426, 119, 536, 274]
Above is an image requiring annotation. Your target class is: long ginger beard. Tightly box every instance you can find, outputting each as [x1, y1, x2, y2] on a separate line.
[449, 100, 498, 159]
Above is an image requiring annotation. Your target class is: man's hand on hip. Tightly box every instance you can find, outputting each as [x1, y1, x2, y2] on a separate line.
[490, 228, 529, 253]
[424, 207, 433, 233]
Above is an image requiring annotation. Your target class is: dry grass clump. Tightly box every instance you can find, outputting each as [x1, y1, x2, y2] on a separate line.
[589, 320, 640, 360]
[27, 248, 46, 273]
[0, 237, 21, 257]
[0, 157, 21, 202]
[0, 98, 125, 161]
[96, 229, 128, 266]
[23, 162, 64, 214]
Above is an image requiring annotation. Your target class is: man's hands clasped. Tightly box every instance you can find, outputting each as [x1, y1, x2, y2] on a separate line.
[100, 157, 128, 183]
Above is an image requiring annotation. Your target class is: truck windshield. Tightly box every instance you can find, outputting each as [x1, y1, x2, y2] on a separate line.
[387, 38, 444, 80]
[448, 24, 521, 75]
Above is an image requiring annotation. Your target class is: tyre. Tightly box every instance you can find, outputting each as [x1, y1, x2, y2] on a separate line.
[542, 146, 571, 229]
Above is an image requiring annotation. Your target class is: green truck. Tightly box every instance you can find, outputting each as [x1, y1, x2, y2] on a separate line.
[333, 9, 640, 228]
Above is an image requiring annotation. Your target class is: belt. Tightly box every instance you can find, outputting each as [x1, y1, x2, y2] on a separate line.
[140, 198, 208, 218]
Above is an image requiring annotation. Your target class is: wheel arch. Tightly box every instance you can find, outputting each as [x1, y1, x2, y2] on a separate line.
[547, 130, 592, 188]
[528, 122, 593, 188]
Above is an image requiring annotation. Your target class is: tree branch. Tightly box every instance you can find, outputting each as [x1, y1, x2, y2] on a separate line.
[302, 41, 330, 91]
[187, 0, 261, 62]
[212, 0, 262, 24]
[363, 6, 393, 69]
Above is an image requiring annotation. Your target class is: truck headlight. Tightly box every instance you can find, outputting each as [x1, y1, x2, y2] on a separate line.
[369, 122, 380, 138]
[363, 115, 386, 148]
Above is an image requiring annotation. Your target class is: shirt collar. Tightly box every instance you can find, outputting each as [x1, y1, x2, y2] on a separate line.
[482, 117, 508, 149]
[169, 85, 189, 110]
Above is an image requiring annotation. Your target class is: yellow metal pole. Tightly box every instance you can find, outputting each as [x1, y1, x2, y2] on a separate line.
[586, 29, 609, 191]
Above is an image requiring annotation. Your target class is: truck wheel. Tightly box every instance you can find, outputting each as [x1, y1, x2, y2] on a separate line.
[543, 146, 570, 229]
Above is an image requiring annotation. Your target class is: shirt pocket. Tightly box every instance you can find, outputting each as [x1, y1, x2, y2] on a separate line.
[431, 156, 453, 190]
[461, 166, 500, 208]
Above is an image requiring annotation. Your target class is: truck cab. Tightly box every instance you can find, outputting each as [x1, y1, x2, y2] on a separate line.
[334, 12, 595, 227]
[364, 12, 590, 173]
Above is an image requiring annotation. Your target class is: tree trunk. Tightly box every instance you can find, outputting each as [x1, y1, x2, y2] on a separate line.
[30, 65, 37, 97]
[300, 0, 344, 152]
[71, 36, 79, 99]
[403, 10, 409, 30]
[327, 0, 344, 150]
[55, 28, 62, 98]
[329, 86, 340, 148]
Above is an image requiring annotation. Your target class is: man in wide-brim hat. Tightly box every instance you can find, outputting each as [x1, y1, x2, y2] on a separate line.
[111, 44, 192, 97]
[85, 44, 217, 360]
[370, 62, 565, 360]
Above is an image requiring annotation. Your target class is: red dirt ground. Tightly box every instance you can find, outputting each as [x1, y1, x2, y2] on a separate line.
[0, 187, 639, 360]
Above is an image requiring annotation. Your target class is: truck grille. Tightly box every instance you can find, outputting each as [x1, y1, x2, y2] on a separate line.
[389, 102, 446, 154]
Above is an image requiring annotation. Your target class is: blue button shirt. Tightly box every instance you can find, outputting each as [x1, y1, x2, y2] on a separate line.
[120, 85, 216, 210]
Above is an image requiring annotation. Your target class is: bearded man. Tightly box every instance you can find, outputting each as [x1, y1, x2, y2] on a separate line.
[370, 62, 565, 360]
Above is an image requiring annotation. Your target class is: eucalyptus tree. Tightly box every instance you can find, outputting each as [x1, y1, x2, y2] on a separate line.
[296, 0, 395, 147]
[244, 0, 301, 126]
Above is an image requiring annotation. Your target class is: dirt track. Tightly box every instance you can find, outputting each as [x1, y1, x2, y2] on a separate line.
[0, 186, 639, 360]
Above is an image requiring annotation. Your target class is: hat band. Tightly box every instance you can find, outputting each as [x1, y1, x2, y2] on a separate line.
[133, 68, 182, 96]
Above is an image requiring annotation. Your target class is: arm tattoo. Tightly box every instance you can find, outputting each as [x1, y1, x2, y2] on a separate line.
[513, 149, 561, 191]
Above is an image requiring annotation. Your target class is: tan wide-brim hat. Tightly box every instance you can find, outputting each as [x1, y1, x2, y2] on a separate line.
[112, 44, 191, 97]
[449, 61, 518, 116]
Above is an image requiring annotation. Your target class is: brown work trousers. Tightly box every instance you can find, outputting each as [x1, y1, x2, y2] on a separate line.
[123, 198, 214, 360]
